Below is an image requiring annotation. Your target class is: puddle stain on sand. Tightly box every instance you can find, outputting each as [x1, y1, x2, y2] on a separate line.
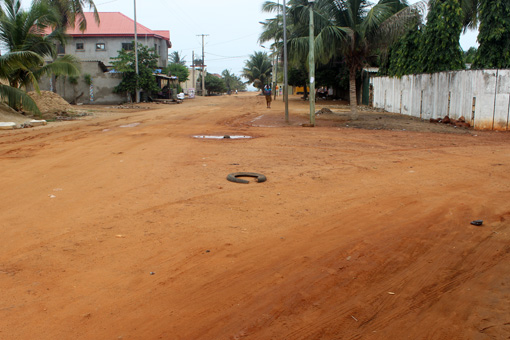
[119, 123, 141, 128]
[192, 135, 253, 139]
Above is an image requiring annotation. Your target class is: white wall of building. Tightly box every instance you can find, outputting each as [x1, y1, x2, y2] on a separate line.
[373, 70, 510, 130]
[180, 67, 200, 94]
[39, 62, 127, 105]
[65, 36, 168, 68]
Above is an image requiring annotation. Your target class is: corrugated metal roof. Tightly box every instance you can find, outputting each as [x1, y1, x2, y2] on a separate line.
[47, 12, 170, 46]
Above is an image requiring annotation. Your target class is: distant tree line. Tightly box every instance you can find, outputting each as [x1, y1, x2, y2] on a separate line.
[242, 0, 510, 115]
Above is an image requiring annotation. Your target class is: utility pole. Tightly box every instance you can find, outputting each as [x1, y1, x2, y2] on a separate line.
[274, 0, 280, 101]
[134, 0, 140, 103]
[192, 50, 195, 91]
[273, 48, 278, 100]
[283, 0, 289, 122]
[308, 0, 316, 126]
[197, 34, 209, 96]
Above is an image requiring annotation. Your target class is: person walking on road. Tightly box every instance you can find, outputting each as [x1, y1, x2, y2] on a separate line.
[264, 85, 272, 108]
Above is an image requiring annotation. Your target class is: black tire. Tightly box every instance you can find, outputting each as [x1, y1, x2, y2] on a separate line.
[227, 172, 267, 184]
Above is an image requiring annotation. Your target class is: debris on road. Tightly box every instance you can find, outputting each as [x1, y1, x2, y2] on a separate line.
[0, 122, 16, 130]
[227, 172, 267, 184]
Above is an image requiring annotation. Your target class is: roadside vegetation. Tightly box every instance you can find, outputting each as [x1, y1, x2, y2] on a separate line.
[0, 0, 97, 113]
[243, 0, 510, 115]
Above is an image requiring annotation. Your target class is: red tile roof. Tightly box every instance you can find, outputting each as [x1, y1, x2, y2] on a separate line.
[52, 12, 171, 47]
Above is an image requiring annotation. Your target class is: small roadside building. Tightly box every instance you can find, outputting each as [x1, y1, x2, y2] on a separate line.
[41, 12, 171, 104]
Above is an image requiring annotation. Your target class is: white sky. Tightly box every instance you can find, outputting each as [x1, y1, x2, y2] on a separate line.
[14, 0, 479, 77]
[95, 0, 272, 77]
[92, 0, 478, 76]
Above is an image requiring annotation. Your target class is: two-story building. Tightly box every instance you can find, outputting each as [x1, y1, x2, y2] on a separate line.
[43, 12, 171, 104]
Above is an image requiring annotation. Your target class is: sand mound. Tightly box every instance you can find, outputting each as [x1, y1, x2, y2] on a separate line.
[0, 102, 30, 124]
[316, 107, 334, 115]
[28, 91, 72, 115]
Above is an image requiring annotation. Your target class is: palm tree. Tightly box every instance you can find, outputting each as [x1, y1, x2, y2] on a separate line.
[259, 1, 285, 50]
[36, 0, 99, 93]
[37, 0, 99, 31]
[460, 0, 479, 31]
[169, 51, 187, 65]
[222, 69, 246, 92]
[0, 0, 80, 87]
[0, 0, 80, 111]
[287, 0, 422, 118]
[0, 0, 64, 56]
[242, 51, 272, 91]
[0, 52, 41, 113]
[222, 69, 235, 92]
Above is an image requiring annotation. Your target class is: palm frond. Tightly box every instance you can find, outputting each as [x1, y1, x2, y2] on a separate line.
[315, 25, 352, 64]
[288, 36, 309, 65]
[460, 0, 479, 31]
[34, 54, 81, 80]
[0, 51, 44, 71]
[0, 84, 40, 114]
[363, 3, 395, 35]
[262, 0, 283, 13]
[375, 0, 427, 47]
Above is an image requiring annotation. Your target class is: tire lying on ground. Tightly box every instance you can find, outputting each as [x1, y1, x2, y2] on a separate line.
[227, 172, 267, 184]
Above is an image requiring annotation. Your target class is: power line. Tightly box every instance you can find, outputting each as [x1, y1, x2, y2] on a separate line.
[175, 31, 260, 52]
[96, 0, 119, 5]
[206, 32, 260, 48]
[206, 52, 249, 58]
[157, 0, 203, 32]
[206, 54, 250, 62]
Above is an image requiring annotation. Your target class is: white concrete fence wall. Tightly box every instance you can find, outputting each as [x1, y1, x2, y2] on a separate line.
[373, 69, 510, 130]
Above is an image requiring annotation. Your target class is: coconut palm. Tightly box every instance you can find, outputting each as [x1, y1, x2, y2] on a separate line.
[222, 69, 235, 92]
[259, 16, 282, 50]
[0, 0, 80, 111]
[0, 0, 80, 87]
[169, 51, 187, 65]
[242, 51, 272, 91]
[259, 1, 287, 49]
[35, 0, 99, 94]
[287, 0, 423, 118]
[222, 69, 246, 92]
[0, 52, 41, 113]
[37, 0, 99, 31]
[460, 0, 479, 31]
[0, 0, 65, 56]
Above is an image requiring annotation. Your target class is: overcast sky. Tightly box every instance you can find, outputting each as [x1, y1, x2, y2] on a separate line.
[11, 0, 478, 77]
[94, 0, 272, 77]
[93, 0, 478, 77]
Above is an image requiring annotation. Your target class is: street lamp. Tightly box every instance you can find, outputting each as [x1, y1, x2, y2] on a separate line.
[308, 0, 316, 126]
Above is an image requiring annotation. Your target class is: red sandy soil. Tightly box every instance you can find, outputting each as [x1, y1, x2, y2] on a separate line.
[1, 93, 509, 340]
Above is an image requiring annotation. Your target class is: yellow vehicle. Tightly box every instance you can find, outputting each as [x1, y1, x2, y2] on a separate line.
[294, 86, 310, 95]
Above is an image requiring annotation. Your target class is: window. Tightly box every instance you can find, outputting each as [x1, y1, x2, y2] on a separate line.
[57, 44, 65, 55]
[121, 43, 133, 51]
[96, 43, 106, 51]
[76, 43, 84, 50]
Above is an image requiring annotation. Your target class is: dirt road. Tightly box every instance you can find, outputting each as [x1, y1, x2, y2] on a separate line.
[1, 93, 509, 339]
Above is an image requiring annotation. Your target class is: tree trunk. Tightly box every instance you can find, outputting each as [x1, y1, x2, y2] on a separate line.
[349, 66, 358, 120]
